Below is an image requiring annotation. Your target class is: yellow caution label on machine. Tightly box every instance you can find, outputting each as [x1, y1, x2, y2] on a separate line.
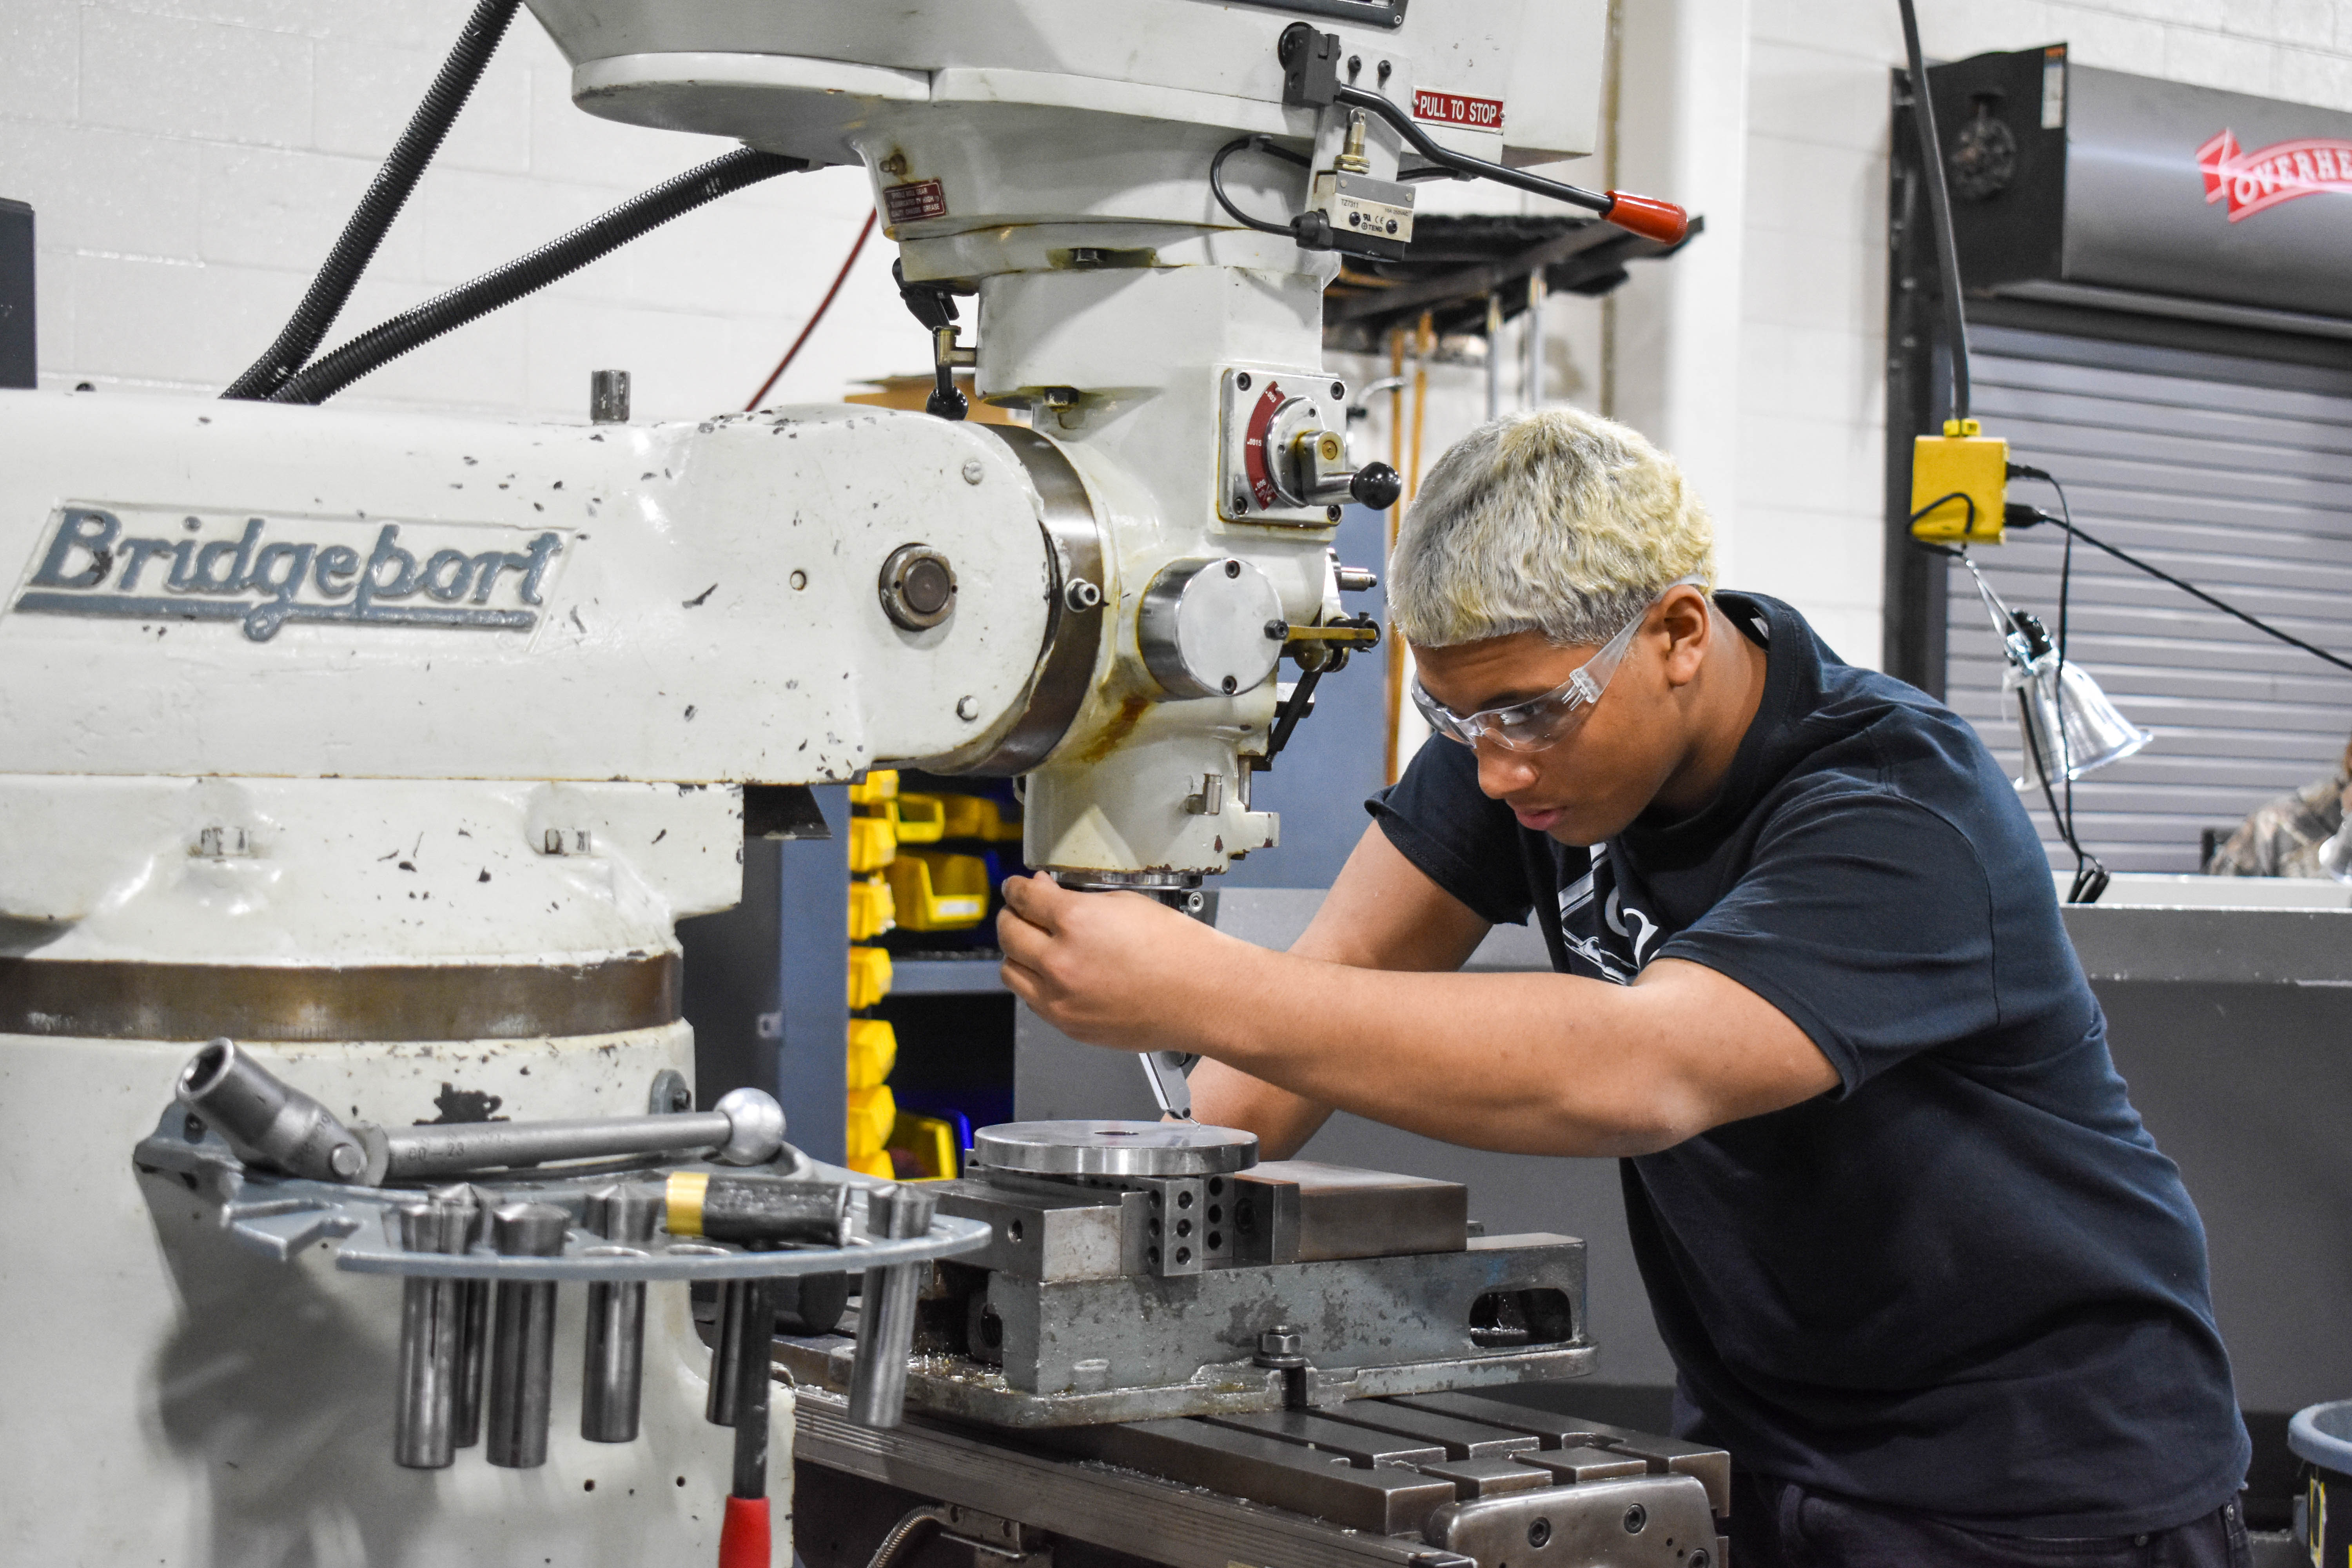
[1911, 419, 2008, 544]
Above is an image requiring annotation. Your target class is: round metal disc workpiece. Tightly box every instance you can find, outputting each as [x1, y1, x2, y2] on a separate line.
[972, 1120, 1257, 1178]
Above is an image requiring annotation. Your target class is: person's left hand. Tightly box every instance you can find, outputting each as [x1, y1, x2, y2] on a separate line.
[996, 873, 1240, 1053]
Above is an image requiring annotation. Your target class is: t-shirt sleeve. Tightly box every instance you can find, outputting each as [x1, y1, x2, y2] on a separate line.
[1655, 786, 2000, 1094]
[1366, 734, 1535, 926]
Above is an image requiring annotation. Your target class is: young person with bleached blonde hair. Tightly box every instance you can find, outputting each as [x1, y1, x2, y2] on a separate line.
[997, 407, 2250, 1567]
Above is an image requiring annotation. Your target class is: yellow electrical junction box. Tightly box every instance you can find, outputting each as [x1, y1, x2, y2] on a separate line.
[1910, 419, 2008, 545]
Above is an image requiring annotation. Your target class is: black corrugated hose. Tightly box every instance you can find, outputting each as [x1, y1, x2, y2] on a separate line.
[268, 149, 808, 406]
[221, 0, 522, 400]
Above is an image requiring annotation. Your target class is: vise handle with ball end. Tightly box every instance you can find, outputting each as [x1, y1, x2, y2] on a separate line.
[175, 1038, 788, 1183]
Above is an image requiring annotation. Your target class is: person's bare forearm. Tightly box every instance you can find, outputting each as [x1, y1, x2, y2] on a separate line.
[1178, 943, 1686, 1155]
[1184, 824, 1485, 1157]
[1167, 935, 1846, 1157]
[1187, 1058, 1330, 1158]
[996, 832, 1833, 1158]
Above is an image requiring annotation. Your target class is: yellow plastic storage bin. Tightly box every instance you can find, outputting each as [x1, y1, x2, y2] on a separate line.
[847, 769, 899, 807]
[846, 1083, 897, 1157]
[884, 850, 991, 931]
[848, 875, 896, 941]
[848, 946, 895, 1011]
[936, 794, 1023, 842]
[846, 1018, 898, 1091]
[848, 1150, 896, 1180]
[888, 1112, 962, 1181]
[844, 1104, 880, 1161]
[889, 793, 947, 844]
[847, 814, 897, 873]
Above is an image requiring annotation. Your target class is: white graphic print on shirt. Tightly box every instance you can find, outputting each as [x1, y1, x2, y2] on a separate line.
[1555, 844, 1665, 985]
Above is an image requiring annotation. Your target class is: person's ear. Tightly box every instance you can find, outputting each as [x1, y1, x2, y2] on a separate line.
[1656, 586, 1711, 688]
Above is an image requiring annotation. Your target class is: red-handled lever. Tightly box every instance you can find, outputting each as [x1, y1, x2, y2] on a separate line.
[1602, 191, 1690, 246]
[1325, 82, 1693, 249]
[718, 1496, 770, 1568]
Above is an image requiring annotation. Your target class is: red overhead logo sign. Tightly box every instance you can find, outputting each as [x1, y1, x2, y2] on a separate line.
[1412, 89, 1504, 131]
[2197, 128, 2352, 221]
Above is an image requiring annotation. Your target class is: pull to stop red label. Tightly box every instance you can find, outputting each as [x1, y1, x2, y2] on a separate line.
[1412, 89, 1504, 131]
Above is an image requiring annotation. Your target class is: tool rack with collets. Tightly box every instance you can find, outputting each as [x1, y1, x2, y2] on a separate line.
[130, 1051, 990, 1473]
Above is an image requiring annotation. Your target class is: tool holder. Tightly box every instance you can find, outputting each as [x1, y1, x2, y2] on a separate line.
[131, 1104, 990, 1470]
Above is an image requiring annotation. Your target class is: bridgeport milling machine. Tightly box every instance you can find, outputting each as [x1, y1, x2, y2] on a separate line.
[0, 2, 1722, 1564]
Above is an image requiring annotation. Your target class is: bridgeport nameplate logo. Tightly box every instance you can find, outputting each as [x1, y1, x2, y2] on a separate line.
[13, 506, 565, 642]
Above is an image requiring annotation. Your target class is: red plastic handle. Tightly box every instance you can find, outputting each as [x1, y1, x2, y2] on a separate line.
[719, 1495, 771, 1568]
[1604, 191, 1690, 245]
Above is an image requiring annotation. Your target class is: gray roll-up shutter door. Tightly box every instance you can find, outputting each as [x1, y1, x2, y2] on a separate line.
[1942, 325, 2352, 874]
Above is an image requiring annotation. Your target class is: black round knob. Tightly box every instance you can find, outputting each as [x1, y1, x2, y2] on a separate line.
[1350, 461, 1403, 511]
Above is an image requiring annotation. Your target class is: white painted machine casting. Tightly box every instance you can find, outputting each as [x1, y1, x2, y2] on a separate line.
[0, 2, 1654, 1561]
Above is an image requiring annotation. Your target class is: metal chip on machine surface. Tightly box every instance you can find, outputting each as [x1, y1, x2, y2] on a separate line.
[971, 1120, 1258, 1178]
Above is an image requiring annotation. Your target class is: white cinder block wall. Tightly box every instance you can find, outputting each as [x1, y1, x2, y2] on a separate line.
[1731, 0, 2352, 667]
[6, 0, 2352, 651]
[0, 0, 921, 419]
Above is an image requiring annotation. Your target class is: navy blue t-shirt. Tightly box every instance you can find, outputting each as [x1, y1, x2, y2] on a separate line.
[1371, 590, 2247, 1537]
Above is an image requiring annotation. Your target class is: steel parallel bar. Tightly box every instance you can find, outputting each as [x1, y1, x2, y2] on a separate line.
[789, 1388, 1440, 1568]
[1413, 1457, 1551, 1499]
[1514, 1445, 1650, 1484]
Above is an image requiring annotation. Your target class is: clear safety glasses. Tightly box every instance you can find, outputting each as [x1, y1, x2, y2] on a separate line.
[1410, 577, 1705, 753]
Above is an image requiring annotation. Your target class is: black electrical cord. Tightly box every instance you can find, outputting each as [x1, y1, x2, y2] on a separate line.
[2008, 458, 2352, 899]
[2006, 489, 2352, 677]
[1929, 520, 2109, 902]
[222, 0, 521, 400]
[267, 149, 806, 405]
[1894, 0, 1970, 421]
[1907, 490, 1980, 537]
[2049, 474, 2087, 897]
[1209, 136, 1314, 239]
[2017, 686, 2109, 904]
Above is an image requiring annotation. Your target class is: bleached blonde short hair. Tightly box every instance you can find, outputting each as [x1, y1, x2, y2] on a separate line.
[1388, 408, 1715, 648]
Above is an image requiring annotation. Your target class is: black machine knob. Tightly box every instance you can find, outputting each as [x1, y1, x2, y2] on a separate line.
[1349, 461, 1403, 511]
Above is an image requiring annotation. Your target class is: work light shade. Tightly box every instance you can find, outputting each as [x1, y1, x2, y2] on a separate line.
[2004, 653, 2152, 791]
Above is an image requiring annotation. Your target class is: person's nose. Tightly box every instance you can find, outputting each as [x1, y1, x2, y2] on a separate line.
[1475, 739, 1541, 799]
